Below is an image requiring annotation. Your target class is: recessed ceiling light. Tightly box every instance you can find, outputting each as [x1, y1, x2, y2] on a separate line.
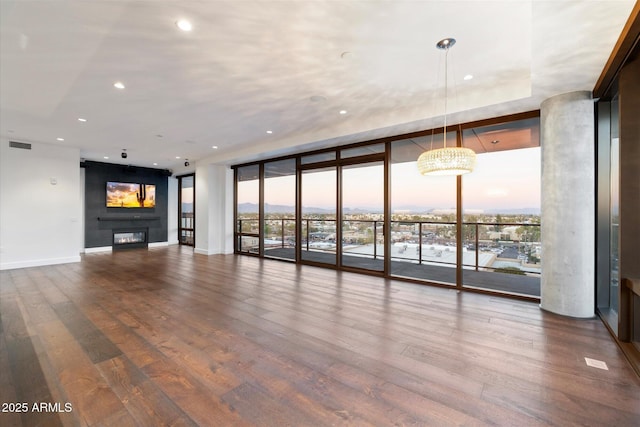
[56, 137, 64, 141]
[339, 110, 347, 115]
[153, 162, 158, 166]
[266, 130, 273, 134]
[176, 20, 193, 32]
[77, 118, 87, 122]
[212, 145, 218, 149]
[113, 81, 125, 89]
[104, 156, 109, 159]
[176, 156, 181, 159]
[463, 74, 473, 81]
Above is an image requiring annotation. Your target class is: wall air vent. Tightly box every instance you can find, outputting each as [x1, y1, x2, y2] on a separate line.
[9, 141, 32, 150]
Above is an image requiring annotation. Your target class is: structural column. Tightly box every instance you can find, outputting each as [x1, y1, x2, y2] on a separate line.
[540, 90, 595, 318]
[194, 163, 234, 255]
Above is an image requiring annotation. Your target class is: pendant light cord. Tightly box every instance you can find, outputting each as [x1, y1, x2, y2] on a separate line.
[443, 47, 449, 149]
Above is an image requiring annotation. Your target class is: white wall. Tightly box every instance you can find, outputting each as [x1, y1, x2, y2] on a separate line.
[194, 163, 234, 255]
[0, 139, 82, 270]
[167, 176, 179, 245]
[194, 164, 209, 254]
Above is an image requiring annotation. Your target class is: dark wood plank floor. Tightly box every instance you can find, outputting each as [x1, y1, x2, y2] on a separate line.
[1, 245, 639, 426]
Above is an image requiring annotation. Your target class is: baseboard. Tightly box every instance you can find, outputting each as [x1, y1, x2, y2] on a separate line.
[148, 241, 169, 248]
[0, 255, 82, 271]
[84, 246, 112, 254]
[168, 240, 180, 245]
[193, 247, 234, 255]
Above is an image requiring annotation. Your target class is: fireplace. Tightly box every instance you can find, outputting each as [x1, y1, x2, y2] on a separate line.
[113, 228, 148, 250]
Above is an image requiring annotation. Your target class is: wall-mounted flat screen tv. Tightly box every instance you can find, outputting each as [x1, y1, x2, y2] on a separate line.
[106, 182, 156, 208]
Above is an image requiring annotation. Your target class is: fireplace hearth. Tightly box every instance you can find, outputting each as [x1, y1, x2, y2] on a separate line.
[113, 228, 148, 250]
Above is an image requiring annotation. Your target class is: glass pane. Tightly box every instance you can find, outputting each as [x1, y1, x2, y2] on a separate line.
[180, 176, 194, 228]
[264, 159, 296, 260]
[301, 167, 336, 265]
[180, 230, 194, 245]
[301, 151, 336, 165]
[237, 165, 260, 254]
[462, 146, 541, 297]
[341, 144, 385, 159]
[341, 162, 384, 271]
[390, 136, 457, 285]
[114, 232, 145, 244]
[598, 95, 619, 333]
[610, 132, 620, 314]
[237, 164, 259, 181]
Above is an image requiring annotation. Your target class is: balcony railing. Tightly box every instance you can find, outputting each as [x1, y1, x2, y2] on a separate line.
[180, 212, 195, 245]
[236, 218, 541, 275]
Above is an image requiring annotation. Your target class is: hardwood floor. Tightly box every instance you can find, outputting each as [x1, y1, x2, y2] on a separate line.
[1, 245, 639, 426]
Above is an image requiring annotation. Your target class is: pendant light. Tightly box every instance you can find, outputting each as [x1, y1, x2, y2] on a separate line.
[417, 38, 476, 176]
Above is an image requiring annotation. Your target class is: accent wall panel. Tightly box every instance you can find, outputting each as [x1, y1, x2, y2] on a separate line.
[83, 161, 169, 248]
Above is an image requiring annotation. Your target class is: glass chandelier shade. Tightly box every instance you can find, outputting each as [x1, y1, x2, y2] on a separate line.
[417, 146, 476, 175]
[418, 38, 476, 176]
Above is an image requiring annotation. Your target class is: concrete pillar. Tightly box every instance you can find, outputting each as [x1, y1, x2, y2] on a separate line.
[540, 90, 595, 318]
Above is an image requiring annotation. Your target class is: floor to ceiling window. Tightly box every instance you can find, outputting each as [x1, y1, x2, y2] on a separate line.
[609, 97, 621, 326]
[263, 159, 296, 261]
[300, 165, 337, 266]
[341, 161, 385, 272]
[390, 132, 457, 285]
[597, 94, 620, 334]
[233, 111, 541, 299]
[177, 174, 195, 246]
[461, 117, 541, 297]
[235, 164, 260, 255]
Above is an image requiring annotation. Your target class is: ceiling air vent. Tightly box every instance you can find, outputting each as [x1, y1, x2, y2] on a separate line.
[9, 141, 32, 150]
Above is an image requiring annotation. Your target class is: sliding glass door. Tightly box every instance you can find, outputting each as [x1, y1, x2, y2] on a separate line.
[236, 165, 260, 254]
[300, 166, 337, 266]
[389, 134, 457, 285]
[263, 159, 296, 260]
[341, 161, 384, 272]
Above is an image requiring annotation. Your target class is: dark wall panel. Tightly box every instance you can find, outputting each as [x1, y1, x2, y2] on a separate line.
[619, 55, 640, 340]
[84, 161, 169, 248]
[620, 56, 640, 282]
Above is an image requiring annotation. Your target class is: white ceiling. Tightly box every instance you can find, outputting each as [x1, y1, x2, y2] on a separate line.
[0, 0, 635, 172]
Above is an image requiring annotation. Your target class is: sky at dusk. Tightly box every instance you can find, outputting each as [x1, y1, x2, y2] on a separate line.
[238, 147, 540, 212]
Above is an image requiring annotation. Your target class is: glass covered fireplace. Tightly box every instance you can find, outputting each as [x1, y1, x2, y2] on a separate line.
[113, 229, 148, 250]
